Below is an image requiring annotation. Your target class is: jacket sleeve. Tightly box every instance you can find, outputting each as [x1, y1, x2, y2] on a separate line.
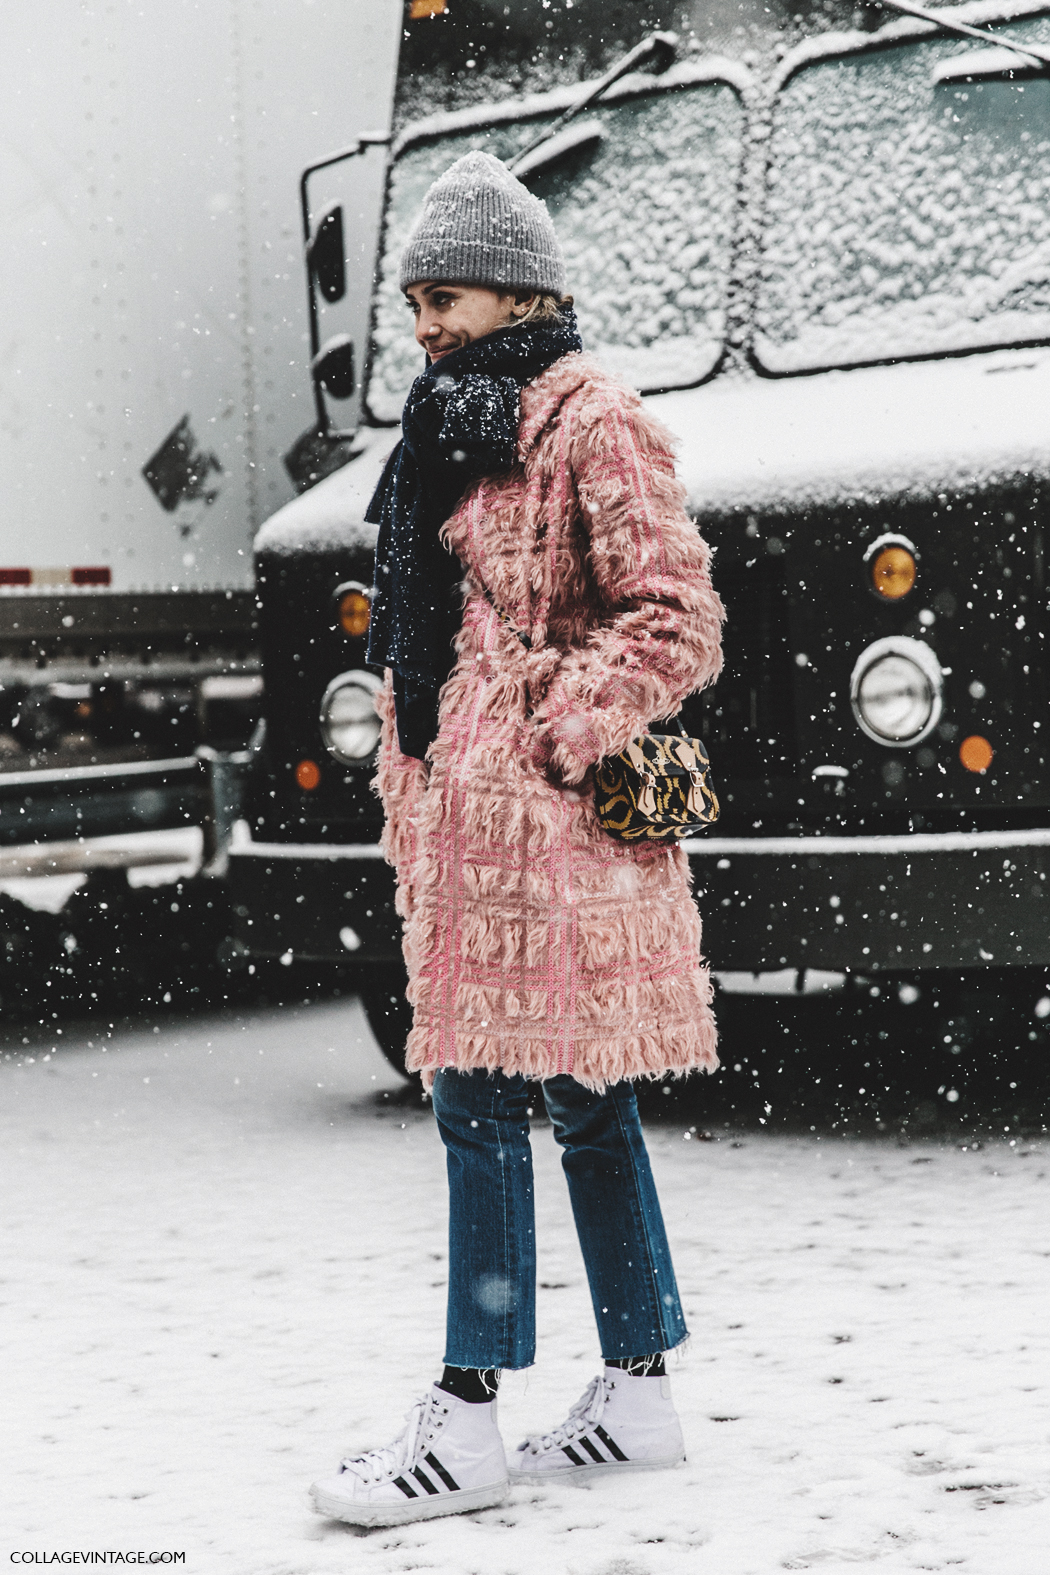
[373, 670, 428, 917]
[529, 388, 724, 786]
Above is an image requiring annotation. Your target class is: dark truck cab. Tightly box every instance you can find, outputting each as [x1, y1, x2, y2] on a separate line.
[229, 4, 1050, 1065]
[231, 447, 405, 1024]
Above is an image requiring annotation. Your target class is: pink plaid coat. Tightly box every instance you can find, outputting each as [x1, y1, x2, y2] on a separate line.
[375, 352, 724, 1089]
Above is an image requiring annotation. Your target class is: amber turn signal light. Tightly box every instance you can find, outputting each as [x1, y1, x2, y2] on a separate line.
[871, 545, 917, 600]
[959, 735, 993, 774]
[295, 758, 321, 790]
[338, 589, 371, 639]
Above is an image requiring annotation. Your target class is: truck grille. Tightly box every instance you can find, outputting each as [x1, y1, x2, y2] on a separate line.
[683, 555, 797, 779]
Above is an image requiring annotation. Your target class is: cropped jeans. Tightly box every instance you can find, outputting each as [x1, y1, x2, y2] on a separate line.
[430, 1068, 688, 1370]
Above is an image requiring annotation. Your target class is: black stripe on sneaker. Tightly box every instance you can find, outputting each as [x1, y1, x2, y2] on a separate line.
[561, 1444, 586, 1466]
[579, 1435, 605, 1463]
[393, 1476, 418, 1498]
[424, 1451, 461, 1493]
[412, 1466, 440, 1495]
[594, 1424, 628, 1462]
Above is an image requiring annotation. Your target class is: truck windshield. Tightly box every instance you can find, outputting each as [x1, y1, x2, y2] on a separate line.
[756, 10, 1050, 373]
[366, 72, 745, 422]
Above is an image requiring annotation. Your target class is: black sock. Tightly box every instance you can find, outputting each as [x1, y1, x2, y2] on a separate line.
[606, 1354, 666, 1378]
[437, 1365, 501, 1404]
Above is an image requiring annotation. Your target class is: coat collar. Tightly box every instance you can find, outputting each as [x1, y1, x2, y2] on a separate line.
[517, 351, 604, 458]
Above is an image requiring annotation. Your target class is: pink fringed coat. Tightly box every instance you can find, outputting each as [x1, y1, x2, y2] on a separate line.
[374, 353, 724, 1089]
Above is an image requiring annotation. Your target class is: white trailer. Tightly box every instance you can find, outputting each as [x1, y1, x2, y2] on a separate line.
[0, 0, 400, 849]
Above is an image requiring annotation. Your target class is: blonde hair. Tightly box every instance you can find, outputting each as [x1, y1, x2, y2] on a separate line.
[515, 292, 574, 326]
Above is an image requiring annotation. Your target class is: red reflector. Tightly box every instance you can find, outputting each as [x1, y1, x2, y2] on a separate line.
[959, 735, 994, 774]
[72, 567, 111, 586]
[295, 759, 321, 791]
[0, 569, 31, 585]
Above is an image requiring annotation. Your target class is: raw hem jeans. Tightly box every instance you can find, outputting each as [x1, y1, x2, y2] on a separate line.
[431, 1068, 688, 1370]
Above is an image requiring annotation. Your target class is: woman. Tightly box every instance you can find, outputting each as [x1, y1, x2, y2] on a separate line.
[311, 152, 724, 1528]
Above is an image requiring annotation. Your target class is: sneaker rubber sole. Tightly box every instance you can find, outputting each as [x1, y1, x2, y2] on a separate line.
[310, 1476, 510, 1527]
[508, 1450, 685, 1485]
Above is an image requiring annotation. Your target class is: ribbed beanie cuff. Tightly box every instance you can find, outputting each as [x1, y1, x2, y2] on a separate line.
[399, 150, 566, 295]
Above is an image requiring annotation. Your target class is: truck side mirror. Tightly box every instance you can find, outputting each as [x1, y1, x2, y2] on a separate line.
[311, 333, 355, 400]
[293, 131, 391, 462]
[307, 203, 347, 303]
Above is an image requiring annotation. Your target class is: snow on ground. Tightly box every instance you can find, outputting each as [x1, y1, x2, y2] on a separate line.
[2, 1000, 1049, 1574]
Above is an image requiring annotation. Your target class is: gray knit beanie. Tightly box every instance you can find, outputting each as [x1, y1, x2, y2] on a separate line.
[399, 150, 566, 295]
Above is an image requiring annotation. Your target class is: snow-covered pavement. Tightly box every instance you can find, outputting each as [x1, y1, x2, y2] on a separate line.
[3, 1000, 1048, 1574]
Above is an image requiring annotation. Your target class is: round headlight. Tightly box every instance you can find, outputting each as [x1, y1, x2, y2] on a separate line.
[850, 637, 943, 747]
[319, 670, 382, 765]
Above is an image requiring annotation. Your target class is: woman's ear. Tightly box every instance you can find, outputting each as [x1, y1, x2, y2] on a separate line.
[510, 292, 537, 318]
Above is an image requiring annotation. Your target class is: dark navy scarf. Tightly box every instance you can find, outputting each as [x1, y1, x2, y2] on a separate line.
[365, 308, 582, 759]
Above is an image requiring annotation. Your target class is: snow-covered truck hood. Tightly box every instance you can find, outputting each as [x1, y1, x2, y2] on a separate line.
[646, 346, 1050, 517]
[253, 425, 397, 557]
[256, 341, 1050, 553]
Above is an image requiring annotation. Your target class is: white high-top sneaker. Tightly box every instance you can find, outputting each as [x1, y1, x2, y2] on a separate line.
[311, 1385, 509, 1527]
[509, 1367, 686, 1483]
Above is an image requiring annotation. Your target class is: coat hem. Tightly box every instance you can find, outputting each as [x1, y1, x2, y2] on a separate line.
[409, 1022, 718, 1094]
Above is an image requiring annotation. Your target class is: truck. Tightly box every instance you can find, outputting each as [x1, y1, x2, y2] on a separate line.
[0, 2, 399, 884]
[229, 0, 1050, 1073]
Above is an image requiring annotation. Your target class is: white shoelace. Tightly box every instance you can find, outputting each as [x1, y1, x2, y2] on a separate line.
[521, 1374, 609, 1455]
[339, 1391, 446, 1484]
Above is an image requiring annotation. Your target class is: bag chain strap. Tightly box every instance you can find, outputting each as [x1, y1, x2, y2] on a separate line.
[479, 583, 532, 649]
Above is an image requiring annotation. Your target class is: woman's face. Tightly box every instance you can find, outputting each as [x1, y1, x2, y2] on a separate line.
[405, 281, 533, 364]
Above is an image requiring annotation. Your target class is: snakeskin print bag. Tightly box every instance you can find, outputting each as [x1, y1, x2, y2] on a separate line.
[593, 723, 719, 843]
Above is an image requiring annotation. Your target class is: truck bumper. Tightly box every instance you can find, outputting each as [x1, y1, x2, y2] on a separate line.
[0, 755, 207, 845]
[226, 831, 400, 964]
[226, 824, 1050, 973]
[684, 827, 1050, 973]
